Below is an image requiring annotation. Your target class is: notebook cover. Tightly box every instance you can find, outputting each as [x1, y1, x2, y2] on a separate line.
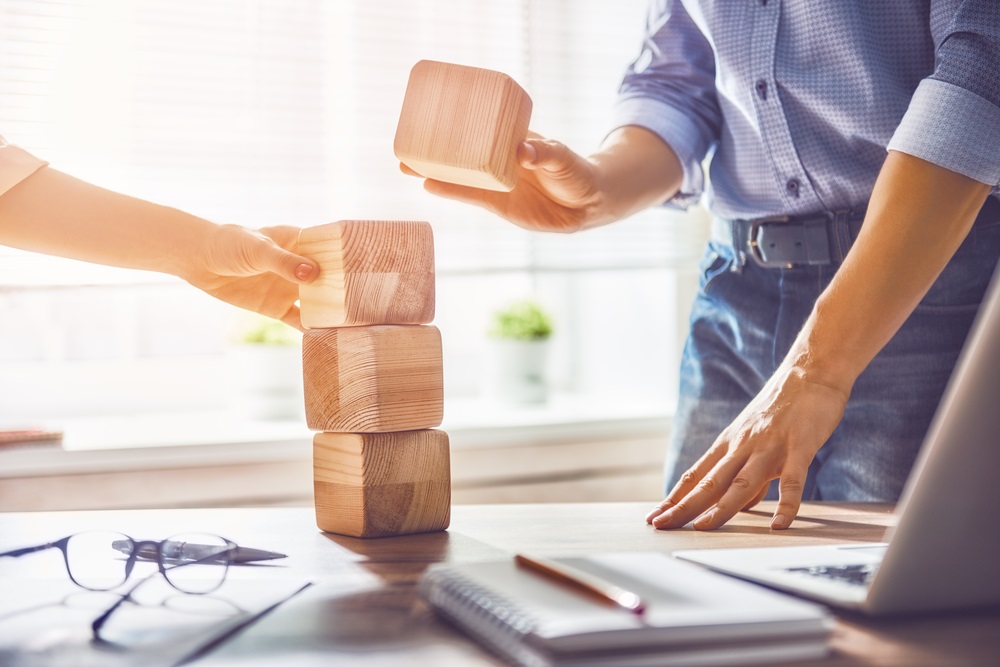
[419, 552, 832, 666]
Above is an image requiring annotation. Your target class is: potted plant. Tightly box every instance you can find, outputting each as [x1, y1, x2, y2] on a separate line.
[487, 300, 554, 405]
[227, 314, 304, 420]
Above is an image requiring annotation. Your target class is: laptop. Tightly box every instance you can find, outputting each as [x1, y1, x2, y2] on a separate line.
[675, 262, 1000, 616]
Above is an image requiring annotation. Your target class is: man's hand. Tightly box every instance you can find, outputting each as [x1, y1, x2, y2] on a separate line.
[402, 135, 603, 233]
[646, 365, 849, 531]
[184, 225, 317, 330]
[645, 151, 991, 532]
[402, 126, 685, 233]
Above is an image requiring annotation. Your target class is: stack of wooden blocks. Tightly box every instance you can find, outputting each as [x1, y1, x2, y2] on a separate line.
[298, 220, 450, 538]
[297, 59, 531, 539]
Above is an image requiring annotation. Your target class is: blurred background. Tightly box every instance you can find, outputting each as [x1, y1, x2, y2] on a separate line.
[0, 0, 709, 510]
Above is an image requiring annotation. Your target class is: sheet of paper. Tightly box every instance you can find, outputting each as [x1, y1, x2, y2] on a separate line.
[0, 576, 310, 667]
[191, 580, 498, 666]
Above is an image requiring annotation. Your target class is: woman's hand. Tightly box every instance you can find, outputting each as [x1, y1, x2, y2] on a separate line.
[0, 167, 318, 329]
[184, 225, 317, 330]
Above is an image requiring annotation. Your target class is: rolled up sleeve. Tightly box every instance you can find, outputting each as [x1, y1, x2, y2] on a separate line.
[0, 137, 48, 197]
[610, 0, 722, 208]
[887, 0, 1000, 186]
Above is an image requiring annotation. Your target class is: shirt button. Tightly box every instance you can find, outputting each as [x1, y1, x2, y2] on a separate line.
[755, 79, 768, 100]
[786, 178, 801, 197]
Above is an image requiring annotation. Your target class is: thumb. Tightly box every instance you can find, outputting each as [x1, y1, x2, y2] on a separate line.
[518, 138, 580, 174]
[243, 230, 318, 284]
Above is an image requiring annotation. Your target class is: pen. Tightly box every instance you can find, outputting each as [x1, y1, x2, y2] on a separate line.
[514, 553, 647, 616]
[111, 540, 287, 564]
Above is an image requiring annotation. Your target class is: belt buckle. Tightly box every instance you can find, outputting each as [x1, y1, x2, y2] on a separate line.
[747, 215, 792, 268]
[749, 212, 836, 268]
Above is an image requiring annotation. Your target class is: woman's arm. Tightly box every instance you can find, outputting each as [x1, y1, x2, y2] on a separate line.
[0, 166, 318, 328]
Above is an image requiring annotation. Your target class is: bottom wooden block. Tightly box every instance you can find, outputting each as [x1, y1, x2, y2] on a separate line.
[313, 430, 451, 538]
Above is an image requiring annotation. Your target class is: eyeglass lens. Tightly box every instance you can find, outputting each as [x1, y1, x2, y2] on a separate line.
[64, 531, 132, 590]
[64, 531, 232, 595]
[159, 533, 231, 594]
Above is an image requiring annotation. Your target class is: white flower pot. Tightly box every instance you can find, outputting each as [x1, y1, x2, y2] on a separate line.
[487, 338, 550, 405]
[226, 344, 304, 420]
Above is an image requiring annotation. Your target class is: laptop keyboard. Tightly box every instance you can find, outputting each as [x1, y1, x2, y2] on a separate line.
[784, 563, 879, 586]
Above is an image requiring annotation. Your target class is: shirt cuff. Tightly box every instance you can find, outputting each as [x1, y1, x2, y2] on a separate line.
[0, 140, 48, 197]
[887, 78, 1000, 186]
[609, 96, 709, 209]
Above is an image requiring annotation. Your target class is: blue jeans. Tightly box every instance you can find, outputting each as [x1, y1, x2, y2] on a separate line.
[666, 208, 1000, 501]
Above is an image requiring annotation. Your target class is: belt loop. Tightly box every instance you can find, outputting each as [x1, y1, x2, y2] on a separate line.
[731, 220, 746, 273]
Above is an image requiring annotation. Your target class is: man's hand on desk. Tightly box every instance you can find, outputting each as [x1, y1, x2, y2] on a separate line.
[645, 364, 848, 532]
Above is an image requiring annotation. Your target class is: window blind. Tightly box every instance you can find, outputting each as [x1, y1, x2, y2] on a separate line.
[0, 0, 702, 285]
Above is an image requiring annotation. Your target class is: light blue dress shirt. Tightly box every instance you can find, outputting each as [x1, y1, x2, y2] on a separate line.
[611, 0, 1000, 220]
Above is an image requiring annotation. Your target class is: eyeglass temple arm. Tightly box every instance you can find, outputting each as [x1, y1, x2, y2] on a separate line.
[91, 590, 131, 639]
[0, 543, 58, 558]
[91, 571, 154, 640]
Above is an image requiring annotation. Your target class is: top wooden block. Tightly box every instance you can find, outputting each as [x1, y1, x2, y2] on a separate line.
[298, 220, 435, 328]
[394, 60, 532, 192]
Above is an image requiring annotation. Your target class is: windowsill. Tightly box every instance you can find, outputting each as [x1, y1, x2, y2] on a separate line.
[0, 393, 672, 478]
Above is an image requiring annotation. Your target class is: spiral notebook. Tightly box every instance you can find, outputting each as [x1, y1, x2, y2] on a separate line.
[419, 552, 832, 667]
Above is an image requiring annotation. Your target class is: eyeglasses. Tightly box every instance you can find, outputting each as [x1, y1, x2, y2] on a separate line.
[0, 531, 237, 640]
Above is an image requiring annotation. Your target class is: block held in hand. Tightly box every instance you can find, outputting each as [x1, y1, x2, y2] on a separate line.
[298, 220, 435, 329]
[394, 60, 532, 192]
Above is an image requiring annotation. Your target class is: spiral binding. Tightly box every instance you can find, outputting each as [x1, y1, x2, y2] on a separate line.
[419, 567, 549, 667]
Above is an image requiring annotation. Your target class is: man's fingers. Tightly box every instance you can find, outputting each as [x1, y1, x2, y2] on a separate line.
[741, 483, 769, 511]
[693, 458, 777, 530]
[399, 162, 422, 177]
[651, 451, 746, 530]
[646, 445, 727, 524]
[771, 469, 808, 530]
[423, 179, 506, 214]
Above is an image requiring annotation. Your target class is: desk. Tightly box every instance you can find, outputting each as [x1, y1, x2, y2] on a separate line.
[2, 502, 997, 665]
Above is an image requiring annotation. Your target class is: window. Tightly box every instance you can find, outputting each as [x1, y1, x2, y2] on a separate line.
[0, 0, 707, 422]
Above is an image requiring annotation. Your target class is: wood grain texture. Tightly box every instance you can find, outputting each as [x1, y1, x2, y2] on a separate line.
[313, 430, 451, 538]
[394, 60, 532, 192]
[303, 325, 444, 433]
[7, 505, 1000, 665]
[298, 220, 435, 328]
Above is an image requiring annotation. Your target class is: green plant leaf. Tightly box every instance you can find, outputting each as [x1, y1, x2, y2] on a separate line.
[489, 300, 553, 340]
[235, 315, 300, 346]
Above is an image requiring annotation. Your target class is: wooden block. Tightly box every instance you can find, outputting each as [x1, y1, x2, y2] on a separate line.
[313, 430, 451, 538]
[394, 60, 532, 192]
[303, 325, 444, 432]
[298, 220, 435, 329]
